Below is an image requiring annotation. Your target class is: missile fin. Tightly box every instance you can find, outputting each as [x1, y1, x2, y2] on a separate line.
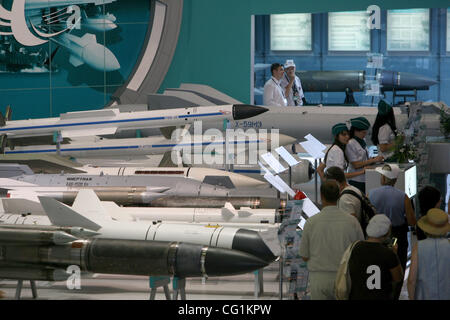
[69, 54, 84, 67]
[79, 33, 97, 45]
[38, 196, 102, 231]
[221, 202, 236, 220]
[72, 190, 113, 223]
[237, 209, 253, 217]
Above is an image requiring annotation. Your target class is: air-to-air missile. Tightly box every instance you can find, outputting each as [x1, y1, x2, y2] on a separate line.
[0, 189, 278, 263]
[3, 132, 295, 165]
[295, 70, 438, 92]
[0, 104, 268, 139]
[0, 163, 287, 209]
[0, 237, 267, 280]
[51, 33, 120, 72]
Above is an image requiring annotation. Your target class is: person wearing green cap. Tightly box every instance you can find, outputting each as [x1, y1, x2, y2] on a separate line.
[371, 100, 398, 159]
[317, 123, 350, 181]
[345, 117, 384, 193]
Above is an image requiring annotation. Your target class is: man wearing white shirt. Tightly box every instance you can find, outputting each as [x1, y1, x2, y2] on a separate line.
[263, 63, 287, 106]
[280, 59, 306, 106]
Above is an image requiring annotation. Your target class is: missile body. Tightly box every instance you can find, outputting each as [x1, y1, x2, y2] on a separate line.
[295, 70, 438, 92]
[4, 132, 294, 172]
[0, 239, 268, 279]
[52, 33, 120, 72]
[1, 199, 277, 263]
[0, 228, 78, 245]
[0, 104, 268, 139]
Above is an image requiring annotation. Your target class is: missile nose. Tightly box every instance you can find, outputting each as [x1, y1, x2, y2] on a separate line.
[103, 48, 120, 72]
[277, 133, 297, 146]
[232, 104, 268, 120]
[203, 246, 269, 276]
[232, 229, 277, 263]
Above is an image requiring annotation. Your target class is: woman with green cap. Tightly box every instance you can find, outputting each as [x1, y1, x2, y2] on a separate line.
[346, 116, 384, 193]
[371, 100, 398, 160]
[317, 122, 365, 181]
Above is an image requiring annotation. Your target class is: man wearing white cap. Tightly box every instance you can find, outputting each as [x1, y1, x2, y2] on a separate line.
[347, 214, 404, 300]
[369, 164, 416, 278]
[280, 59, 306, 106]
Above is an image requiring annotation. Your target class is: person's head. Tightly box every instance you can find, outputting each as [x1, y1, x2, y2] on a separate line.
[271, 63, 284, 80]
[366, 214, 392, 241]
[371, 100, 397, 145]
[324, 166, 347, 190]
[332, 123, 350, 145]
[417, 208, 450, 238]
[284, 59, 296, 74]
[418, 186, 442, 216]
[320, 179, 340, 207]
[324, 123, 349, 165]
[350, 117, 370, 139]
[376, 164, 400, 186]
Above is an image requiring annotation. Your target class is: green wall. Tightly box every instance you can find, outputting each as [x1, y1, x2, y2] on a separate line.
[159, 0, 450, 103]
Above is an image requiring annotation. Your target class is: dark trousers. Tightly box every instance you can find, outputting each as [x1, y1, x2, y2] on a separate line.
[348, 180, 365, 194]
[391, 224, 408, 272]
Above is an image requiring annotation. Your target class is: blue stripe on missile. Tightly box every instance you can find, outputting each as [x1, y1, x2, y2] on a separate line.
[0, 112, 224, 132]
[4, 140, 263, 154]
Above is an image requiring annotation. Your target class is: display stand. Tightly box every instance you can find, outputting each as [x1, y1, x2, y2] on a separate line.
[278, 200, 309, 300]
[253, 269, 264, 298]
[172, 277, 186, 300]
[14, 280, 38, 300]
[149, 276, 171, 300]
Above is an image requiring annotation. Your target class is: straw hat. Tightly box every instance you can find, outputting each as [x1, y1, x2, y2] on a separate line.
[417, 208, 450, 236]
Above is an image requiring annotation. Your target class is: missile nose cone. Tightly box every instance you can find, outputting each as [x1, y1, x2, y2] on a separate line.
[103, 48, 120, 72]
[203, 247, 269, 276]
[277, 133, 297, 146]
[52, 231, 79, 244]
[232, 229, 277, 263]
[232, 104, 268, 120]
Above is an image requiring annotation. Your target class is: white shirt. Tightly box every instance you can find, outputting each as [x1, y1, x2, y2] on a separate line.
[325, 144, 347, 171]
[338, 185, 363, 222]
[280, 74, 305, 106]
[377, 124, 395, 159]
[263, 76, 287, 106]
[345, 138, 368, 183]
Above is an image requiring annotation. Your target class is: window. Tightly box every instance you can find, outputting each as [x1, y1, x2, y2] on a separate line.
[270, 13, 312, 51]
[328, 11, 370, 51]
[387, 9, 430, 51]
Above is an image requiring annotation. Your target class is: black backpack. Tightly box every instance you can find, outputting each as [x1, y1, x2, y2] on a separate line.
[340, 189, 378, 235]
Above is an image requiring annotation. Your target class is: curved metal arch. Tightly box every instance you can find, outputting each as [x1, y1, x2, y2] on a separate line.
[109, 0, 183, 106]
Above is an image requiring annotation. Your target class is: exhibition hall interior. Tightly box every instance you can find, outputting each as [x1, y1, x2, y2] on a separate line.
[0, 0, 449, 301]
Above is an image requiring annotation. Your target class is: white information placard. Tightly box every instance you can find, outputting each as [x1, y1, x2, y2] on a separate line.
[271, 13, 312, 51]
[387, 9, 430, 51]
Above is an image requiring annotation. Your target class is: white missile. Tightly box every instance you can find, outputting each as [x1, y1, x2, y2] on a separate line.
[0, 105, 268, 139]
[101, 200, 279, 225]
[52, 32, 120, 72]
[4, 131, 294, 164]
[2, 190, 277, 262]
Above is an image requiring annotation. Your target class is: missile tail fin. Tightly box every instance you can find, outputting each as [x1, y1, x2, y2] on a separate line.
[72, 189, 113, 223]
[38, 196, 102, 231]
[221, 202, 236, 219]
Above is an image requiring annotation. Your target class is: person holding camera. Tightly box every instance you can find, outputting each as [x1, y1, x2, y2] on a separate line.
[347, 214, 404, 300]
[280, 59, 306, 106]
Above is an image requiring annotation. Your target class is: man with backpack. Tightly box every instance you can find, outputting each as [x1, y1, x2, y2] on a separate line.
[346, 214, 404, 300]
[324, 166, 376, 234]
[299, 180, 364, 300]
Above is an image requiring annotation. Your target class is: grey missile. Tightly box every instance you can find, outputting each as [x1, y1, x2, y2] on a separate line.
[0, 265, 69, 282]
[0, 228, 78, 245]
[0, 224, 100, 238]
[0, 239, 268, 278]
[295, 70, 438, 92]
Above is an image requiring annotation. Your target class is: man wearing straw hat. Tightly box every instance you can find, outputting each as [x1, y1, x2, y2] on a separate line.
[407, 208, 450, 300]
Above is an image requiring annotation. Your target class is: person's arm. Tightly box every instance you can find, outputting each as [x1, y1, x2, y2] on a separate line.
[405, 195, 417, 226]
[284, 74, 295, 98]
[344, 169, 365, 180]
[350, 155, 384, 169]
[407, 243, 418, 300]
[299, 220, 311, 262]
[317, 162, 326, 181]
